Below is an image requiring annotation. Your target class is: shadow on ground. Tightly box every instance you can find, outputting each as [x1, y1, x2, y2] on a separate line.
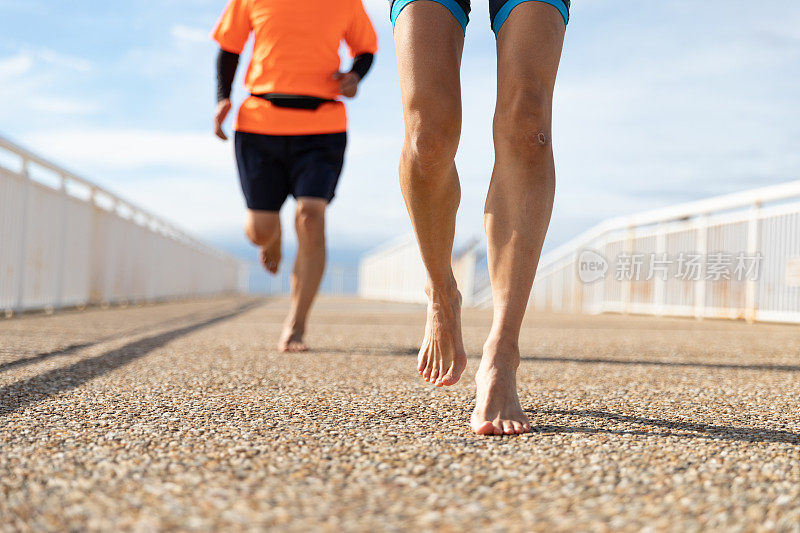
[319, 346, 800, 374]
[0, 302, 259, 417]
[0, 309, 231, 374]
[520, 355, 800, 373]
[526, 409, 800, 445]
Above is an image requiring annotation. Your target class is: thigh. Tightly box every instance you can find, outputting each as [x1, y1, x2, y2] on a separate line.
[234, 131, 291, 211]
[288, 133, 347, 203]
[393, 1, 465, 125]
[494, 1, 565, 107]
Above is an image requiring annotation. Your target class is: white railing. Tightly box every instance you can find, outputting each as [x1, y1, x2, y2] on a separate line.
[358, 234, 480, 305]
[0, 134, 247, 315]
[488, 180, 800, 323]
[359, 234, 428, 303]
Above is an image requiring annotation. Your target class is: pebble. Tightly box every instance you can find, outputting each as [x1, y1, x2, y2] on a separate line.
[1, 297, 799, 531]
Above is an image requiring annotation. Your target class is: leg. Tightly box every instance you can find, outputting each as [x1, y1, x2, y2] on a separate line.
[472, 2, 565, 435]
[394, 1, 467, 387]
[278, 197, 327, 352]
[244, 210, 282, 274]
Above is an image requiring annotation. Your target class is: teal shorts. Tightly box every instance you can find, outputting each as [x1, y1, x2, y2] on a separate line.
[389, 0, 569, 35]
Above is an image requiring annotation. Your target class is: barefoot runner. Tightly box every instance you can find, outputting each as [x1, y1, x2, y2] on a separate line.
[390, 0, 568, 434]
[212, 0, 377, 352]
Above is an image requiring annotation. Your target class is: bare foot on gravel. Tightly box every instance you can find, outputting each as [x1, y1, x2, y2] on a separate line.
[278, 325, 308, 352]
[417, 285, 467, 387]
[260, 235, 281, 274]
[471, 338, 530, 435]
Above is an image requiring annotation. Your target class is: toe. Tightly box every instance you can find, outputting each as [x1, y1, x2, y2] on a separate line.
[511, 421, 524, 434]
[417, 352, 427, 373]
[429, 366, 440, 385]
[440, 366, 456, 386]
[422, 360, 432, 381]
[502, 420, 515, 435]
[473, 421, 495, 435]
[441, 359, 464, 386]
[434, 360, 445, 386]
[522, 421, 531, 433]
[492, 423, 504, 436]
[288, 341, 307, 352]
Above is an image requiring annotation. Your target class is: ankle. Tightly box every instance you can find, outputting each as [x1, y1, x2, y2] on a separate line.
[481, 336, 520, 370]
[283, 316, 305, 334]
[425, 279, 459, 303]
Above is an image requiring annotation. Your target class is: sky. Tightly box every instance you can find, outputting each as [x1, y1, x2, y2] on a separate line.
[1, 0, 799, 267]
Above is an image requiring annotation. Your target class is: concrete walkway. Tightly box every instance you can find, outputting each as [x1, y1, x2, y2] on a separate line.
[2, 297, 799, 531]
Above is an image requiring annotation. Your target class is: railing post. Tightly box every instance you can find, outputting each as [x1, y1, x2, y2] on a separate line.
[13, 160, 31, 316]
[694, 214, 709, 320]
[596, 235, 607, 314]
[654, 224, 666, 316]
[104, 199, 120, 306]
[623, 226, 634, 314]
[88, 187, 102, 306]
[745, 202, 761, 323]
[54, 174, 69, 310]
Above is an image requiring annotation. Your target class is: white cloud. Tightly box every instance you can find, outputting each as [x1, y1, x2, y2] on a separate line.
[28, 96, 100, 114]
[170, 24, 210, 46]
[0, 53, 33, 77]
[22, 129, 233, 175]
[35, 47, 93, 73]
[0, 49, 98, 120]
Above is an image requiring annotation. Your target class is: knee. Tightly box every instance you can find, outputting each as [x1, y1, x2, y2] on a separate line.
[402, 107, 461, 176]
[295, 205, 325, 248]
[493, 89, 552, 152]
[245, 216, 279, 246]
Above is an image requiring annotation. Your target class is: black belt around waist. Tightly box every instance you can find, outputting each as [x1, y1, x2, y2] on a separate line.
[250, 93, 337, 110]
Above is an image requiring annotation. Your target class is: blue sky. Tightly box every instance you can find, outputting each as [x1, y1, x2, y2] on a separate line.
[1, 0, 799, 264]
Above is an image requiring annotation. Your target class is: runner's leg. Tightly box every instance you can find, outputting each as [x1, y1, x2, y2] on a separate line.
[279, 197, 327, 352]
[394, 1, 468, 387]
[244, 210, 282, 274]
[473, 1, 565, 435]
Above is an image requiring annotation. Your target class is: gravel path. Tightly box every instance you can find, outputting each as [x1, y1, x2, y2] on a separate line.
[2, 296, 800, 531]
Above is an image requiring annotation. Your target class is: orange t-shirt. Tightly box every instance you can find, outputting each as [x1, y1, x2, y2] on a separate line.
[212, 0, 378, 135]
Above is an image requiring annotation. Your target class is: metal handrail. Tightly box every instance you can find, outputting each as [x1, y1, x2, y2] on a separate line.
[0, 134, 237, 263]
[538, 180, 800, 273]
[0, 132, 246, 314]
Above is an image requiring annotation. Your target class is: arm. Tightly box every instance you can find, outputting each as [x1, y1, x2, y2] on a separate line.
[217, 49, 240, 102]
[211, 0, 250, 140]
[336, 0, 378, 98]
[351, 53, 374, 80]
[214, 49, 240, 141]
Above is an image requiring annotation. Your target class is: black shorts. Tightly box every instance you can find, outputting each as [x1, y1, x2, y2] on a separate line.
[234, 131, 347, 212]
[389, 0, 569, 35]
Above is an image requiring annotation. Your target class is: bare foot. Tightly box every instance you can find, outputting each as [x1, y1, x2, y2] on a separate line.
[260, 233, 281, 274]
[417, 285, 467, 387]
[278, 324, 308, 352]
[471, 337, 530, 435]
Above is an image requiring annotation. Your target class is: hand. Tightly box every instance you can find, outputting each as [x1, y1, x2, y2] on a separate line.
[333, 71, 360, 98]
[214, 99, 232, 140]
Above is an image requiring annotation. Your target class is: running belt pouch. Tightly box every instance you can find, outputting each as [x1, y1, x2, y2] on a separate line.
[251, 93, 335, 110]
